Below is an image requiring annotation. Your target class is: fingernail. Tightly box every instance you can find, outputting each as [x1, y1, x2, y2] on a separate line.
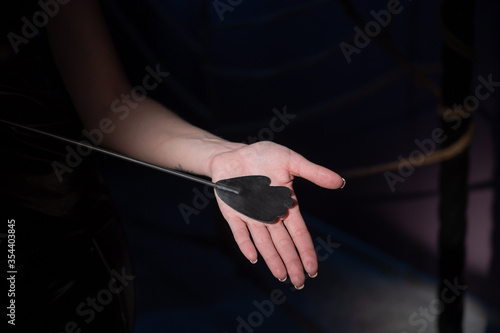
[294, 284, 305, 290]
[250, 259, 258, 264]
[308, 272, 318, 278]
[340, 178, 346, 189]
[278, 276, 287, 282]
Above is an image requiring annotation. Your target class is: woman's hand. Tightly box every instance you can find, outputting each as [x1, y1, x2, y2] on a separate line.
[208, 141, 345, 289]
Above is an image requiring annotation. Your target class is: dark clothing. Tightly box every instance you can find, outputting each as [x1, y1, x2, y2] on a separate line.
[0, 1, 135, 332]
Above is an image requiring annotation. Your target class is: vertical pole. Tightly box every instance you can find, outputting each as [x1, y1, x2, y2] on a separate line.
[438, 0, 474, 332]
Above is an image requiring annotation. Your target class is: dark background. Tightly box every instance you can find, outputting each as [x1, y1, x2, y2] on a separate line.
[92, 0, 500, 332]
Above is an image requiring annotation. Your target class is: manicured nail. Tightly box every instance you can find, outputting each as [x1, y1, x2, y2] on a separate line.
[294, 284, 305, 290]
[308, 272, 318, 278]
[278, 276, 287, 282]
[250, 259, 258, 264]
[340, 178, 346, 189]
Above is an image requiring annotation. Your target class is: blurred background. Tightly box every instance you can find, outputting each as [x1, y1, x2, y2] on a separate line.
[95, 0, 500, 332]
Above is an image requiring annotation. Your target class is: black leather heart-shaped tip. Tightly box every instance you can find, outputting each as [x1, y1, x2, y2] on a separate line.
[215, 175, 294, 223]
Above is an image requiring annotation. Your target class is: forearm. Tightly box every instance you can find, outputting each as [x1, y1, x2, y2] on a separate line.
[97, 97, 243, 177]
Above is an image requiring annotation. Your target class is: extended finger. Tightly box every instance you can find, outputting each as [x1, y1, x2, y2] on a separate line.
[247, 224, 287, 280]
[283, 204, 318, 279]
[226, 217, 258, 263]
[267, 221, 306, 288]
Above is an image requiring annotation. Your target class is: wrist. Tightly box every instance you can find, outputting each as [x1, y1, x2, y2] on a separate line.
[199, 138, 246, 178]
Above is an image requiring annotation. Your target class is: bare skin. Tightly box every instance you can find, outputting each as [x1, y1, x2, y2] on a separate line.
[46, 0, 344, 289]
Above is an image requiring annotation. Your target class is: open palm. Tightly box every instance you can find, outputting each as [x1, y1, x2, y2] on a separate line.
[209, 141, 344, 289]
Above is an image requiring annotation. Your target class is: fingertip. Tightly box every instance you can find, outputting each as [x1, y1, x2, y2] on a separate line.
[273, 267, 288, 281]
[290, 153, 344, 189]
[278, 276, 287, 282]
[246, 251, 258, 264]
[289, 273, 306, 290]
[241, 243, 258, 264]
[305, 261, 318, 278]
[324, 173, 345, 189]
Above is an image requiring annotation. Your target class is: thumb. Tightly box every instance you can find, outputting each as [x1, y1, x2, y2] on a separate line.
[288, 150, 345, 189]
